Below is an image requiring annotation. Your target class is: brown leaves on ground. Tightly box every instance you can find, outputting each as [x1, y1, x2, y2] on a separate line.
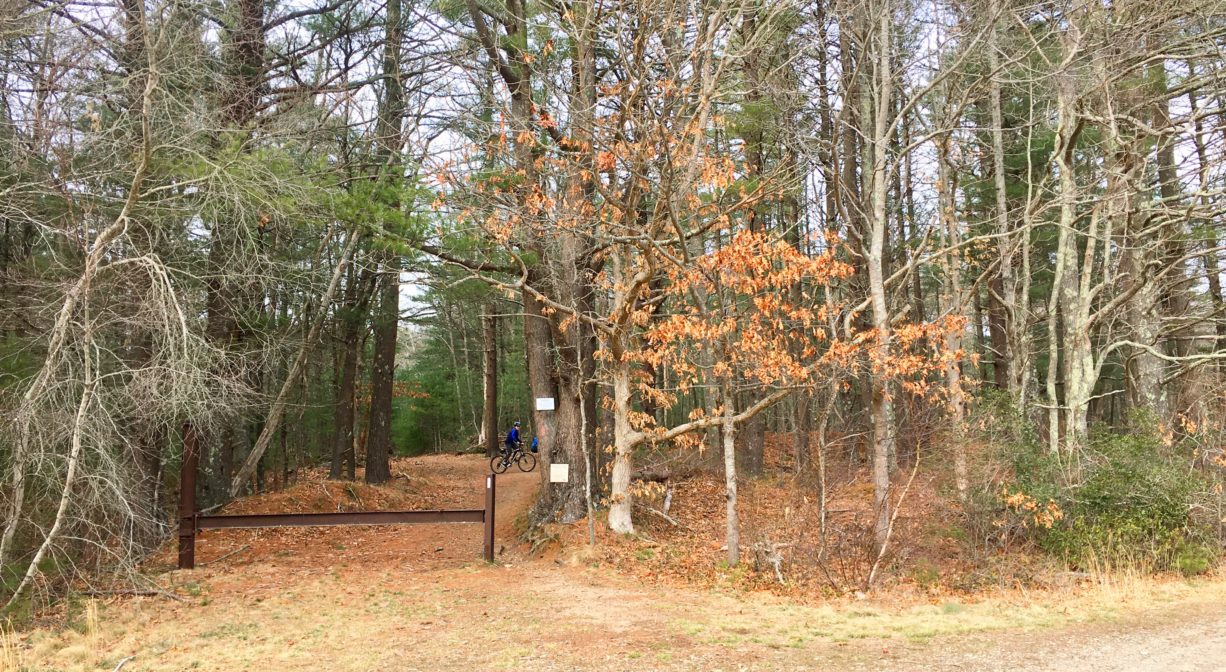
[143, 455, 523, 579]
[562, 432, 1052, 601]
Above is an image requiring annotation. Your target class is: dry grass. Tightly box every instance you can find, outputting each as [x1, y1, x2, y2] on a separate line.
[11, 452, 1226, 671]
[83, 600, 98, 640]
[14, 560, 1226, 671]
[0, 625, 22, 672]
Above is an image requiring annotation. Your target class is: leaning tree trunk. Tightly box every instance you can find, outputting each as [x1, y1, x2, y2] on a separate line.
[229, 230, 362, 495]
[0, 53, 157, 566]
[4, 323, 95, 614]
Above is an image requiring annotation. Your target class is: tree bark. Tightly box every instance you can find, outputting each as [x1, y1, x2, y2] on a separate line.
[1153, 58, 1192, 420]
[363, 0, 406, 484]
[332, 334, 358, 479]
[1052, 37, 1093, 449]
[722, 391, 740, 566]
[867, 0, 895, 550]
[937, 135, 968, 501]
[987, 277, 1009, 389]
[481, 305, 499, 458]
[203, 0, 268, 503]
[364, 263, 397, 484]
[332, 266, 371, 479]
[987, 0, 1027, 406]
[608, 345, 638, 534]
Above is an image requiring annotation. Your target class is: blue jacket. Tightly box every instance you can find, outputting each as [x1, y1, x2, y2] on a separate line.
[506, 426, 520, 446]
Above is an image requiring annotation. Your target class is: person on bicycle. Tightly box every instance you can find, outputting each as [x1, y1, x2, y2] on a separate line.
[503, 421, 522, 460]
[491, 420, 537, 473]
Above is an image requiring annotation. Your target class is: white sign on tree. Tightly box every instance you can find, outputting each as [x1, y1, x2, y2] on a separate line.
[535, 397, 556, 411]
[549, 463, 569, 483]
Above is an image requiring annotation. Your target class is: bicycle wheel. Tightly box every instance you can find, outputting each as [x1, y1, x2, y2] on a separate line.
[490, 454, 509, 474]
[516, 451, 537, 472]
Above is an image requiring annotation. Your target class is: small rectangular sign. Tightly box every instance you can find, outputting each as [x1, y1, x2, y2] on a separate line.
[535, 397, 556, 411]
[549, 463, 569, 483]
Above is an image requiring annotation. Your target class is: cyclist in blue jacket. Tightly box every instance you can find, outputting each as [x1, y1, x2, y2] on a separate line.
[504, 421, 521, 455]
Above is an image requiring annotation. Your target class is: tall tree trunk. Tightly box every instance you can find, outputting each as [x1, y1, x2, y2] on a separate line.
[867, 0, 895, 550]
[463, 0, 594, 526]
[481, 305, 499, 458]
[1188, 77, 1226, 373]
[1052, 41, 1093, 449]
[937, 136, 968, 501]
[332, 335, 359, 479]
[723, 392, 740, 566]
[741, 397, 766, 478]
[332, 267, 370, 479]
[203, 0, 267, 504]
[608, 342, 638, 534]
[365, 265, 397, 483]
[1153, 59, 1192, 420]
[523, 281, 560, 505]
[737, 10, 766, 480]
[987, 278, 1009, 389]
[987, 0, 1027, 406]
[793, 391, 811, 473]
[1118, 142, 1163, 416]
[363, 0, 405, 484]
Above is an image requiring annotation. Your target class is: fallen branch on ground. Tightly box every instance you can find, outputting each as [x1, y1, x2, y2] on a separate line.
[199, 544, 250, 566]
[79, 589, 184, 603]
[634, 501, 687, 529]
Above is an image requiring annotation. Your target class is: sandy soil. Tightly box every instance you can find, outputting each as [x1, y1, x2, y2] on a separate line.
[14, 454, 1226, 672]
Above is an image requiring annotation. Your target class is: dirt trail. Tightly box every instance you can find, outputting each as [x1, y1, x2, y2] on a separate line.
[181, 454, 538, 577]
[904, 603, 1226, 672]
[17, 454, 1226, 671]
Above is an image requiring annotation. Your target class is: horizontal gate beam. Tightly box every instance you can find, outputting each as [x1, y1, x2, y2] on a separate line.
[196, 509, 485, 530]
[177, 427, 498, 569]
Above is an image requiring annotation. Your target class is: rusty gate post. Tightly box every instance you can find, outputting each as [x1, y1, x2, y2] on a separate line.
[178, 423, 199, 569]
[483, 473, 496, 562]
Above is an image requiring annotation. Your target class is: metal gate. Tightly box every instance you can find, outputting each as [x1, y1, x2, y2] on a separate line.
[176, 424, 496, 569]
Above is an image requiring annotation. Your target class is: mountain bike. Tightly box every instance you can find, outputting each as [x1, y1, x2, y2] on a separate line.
[491, 441, 536, 474]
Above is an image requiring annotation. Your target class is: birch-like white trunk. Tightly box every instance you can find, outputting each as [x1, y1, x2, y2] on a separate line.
[722, 387, 740, 566]
[867, 0, 895, 549]
[607, 351, 638, 534]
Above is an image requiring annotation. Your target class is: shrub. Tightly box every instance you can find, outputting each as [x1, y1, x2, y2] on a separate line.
[1023, 426, 1216, 573]
[1175, 542, 1215, 577]
[968, 403, 1218, 575]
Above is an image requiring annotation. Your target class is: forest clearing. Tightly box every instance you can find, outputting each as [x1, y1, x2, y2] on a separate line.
[8, 454, 1226, 671]
[7, 0, 1226, 668]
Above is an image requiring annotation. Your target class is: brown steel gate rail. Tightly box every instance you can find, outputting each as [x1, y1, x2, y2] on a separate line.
[177, 424, 496, 569]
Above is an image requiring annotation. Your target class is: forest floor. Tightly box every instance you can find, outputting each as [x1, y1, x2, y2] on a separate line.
[11, 453, 1226, 671]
